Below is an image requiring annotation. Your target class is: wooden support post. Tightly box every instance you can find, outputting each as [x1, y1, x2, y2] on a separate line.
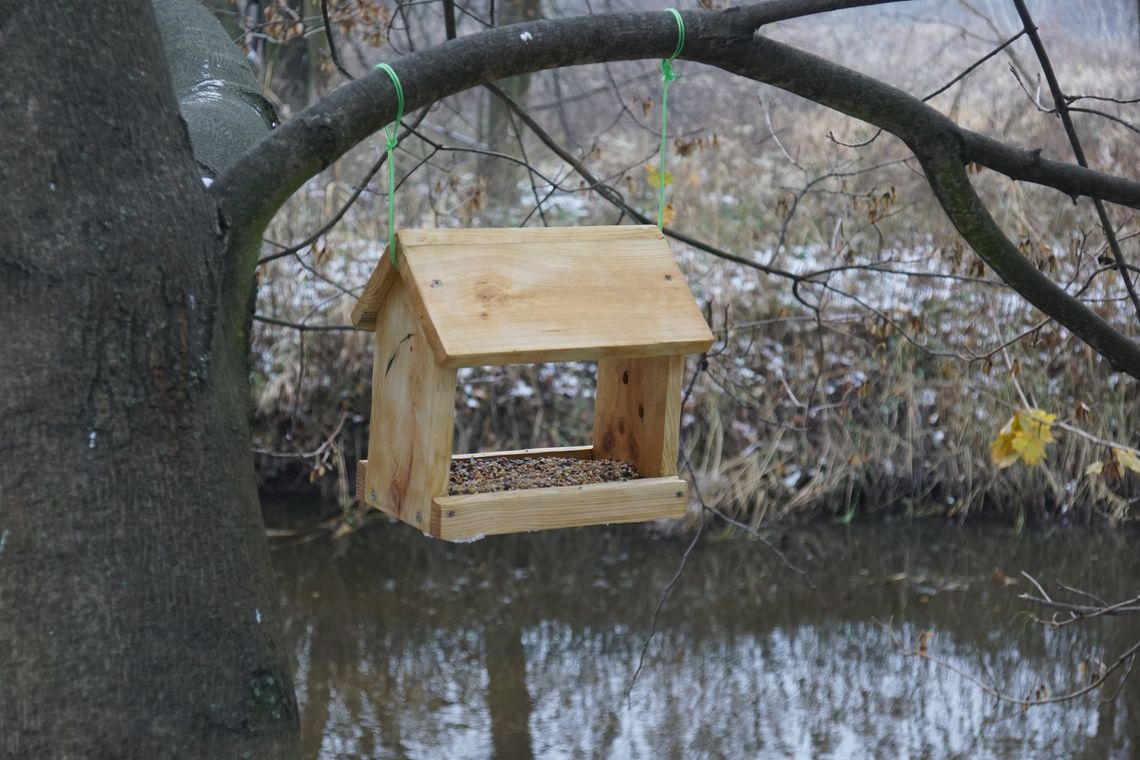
[592, 355, 683, 477]
[364, 282, 456, 530]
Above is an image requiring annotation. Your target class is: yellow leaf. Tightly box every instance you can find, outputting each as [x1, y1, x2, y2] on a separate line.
[991, 418, 1020, 469]
[1085, 461, 1105, 475]
[1012, 434, 1047, 465]
[991, 408, 1056, 468]
[661, 202, 676, 227]
[1026, 407, 1057, 437]
[1113, 447, 1140, 474]
[1011, 409, 1055, 465]
[645, 163, 673, 187]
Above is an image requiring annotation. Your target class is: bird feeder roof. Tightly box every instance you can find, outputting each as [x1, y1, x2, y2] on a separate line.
[352, 226, 714, 368]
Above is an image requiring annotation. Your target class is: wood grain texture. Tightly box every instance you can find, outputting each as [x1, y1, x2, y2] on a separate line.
[363, 281, 456, 530]
[397, 225, 657, 247]
[451, 445, 595, 461]
[356, 460, 368, 502]
[395, 225, 714, 367]
[430, 476, 688, 540]
[593, 355, 683, 477]
[350, 245, 400, 330]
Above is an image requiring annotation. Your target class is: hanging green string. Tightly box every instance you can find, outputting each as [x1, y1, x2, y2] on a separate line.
[375, 62, 405, 266]
[657, 8, 684, 229]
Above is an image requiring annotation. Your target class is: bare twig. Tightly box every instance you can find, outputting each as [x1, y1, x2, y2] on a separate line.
[483, 81, 799, 281]
[684, 453, 813, 584]
[1018, 573, 1140, 622]
[1066, 93, 1140, 106]
[257, 109, 429, 266]
[254, 412, 350, 459]
[1012, 0, 1140, 326]
[1066, 107, 1140, 136]
[320, 0, 354, 80]
[252, 314, 358, 332]
[922, 28, 1026, 102]
[625, 515, 703, 703]
[887, 621, 1140, 708]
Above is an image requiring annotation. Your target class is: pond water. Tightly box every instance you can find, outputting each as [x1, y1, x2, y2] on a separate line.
[269, 508, 1140, 759]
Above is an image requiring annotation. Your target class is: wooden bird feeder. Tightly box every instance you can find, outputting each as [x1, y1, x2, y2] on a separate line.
[352, 225, 714, 540]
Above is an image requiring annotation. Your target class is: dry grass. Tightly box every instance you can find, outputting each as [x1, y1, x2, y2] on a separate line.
[249, 2, 1140, 525]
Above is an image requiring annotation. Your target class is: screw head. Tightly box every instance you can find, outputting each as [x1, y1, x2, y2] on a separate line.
[369, 489, 377, 502]
[415, 511, 422, 523]
[431, 279, 444, 288]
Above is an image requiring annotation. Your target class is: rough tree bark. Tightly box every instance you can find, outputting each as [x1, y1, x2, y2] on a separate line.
[0, 1, 297, 757]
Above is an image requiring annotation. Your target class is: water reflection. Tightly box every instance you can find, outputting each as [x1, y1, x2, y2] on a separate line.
[271, 517, 1140, 759]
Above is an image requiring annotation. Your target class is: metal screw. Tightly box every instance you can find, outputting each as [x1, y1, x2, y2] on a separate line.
[369, 489, 377, 502]
[415, 511, 422, 523]
[446, 510, 455, 518]
[431, 279, 444, 288]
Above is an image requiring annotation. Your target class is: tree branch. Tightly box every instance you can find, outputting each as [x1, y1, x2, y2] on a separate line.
[215, 2, 916, 240]
[484, 82, 796, 280]
[215, 2, 1140, 239]
[153, 0, 276, 178]
[212, 1, 1140, 378]
[1010, 0, 1140, 324]
[912, 145, 1140, 378]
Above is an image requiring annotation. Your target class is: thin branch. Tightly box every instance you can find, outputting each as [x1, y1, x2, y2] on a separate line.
[257, 108, 428, 266]
[1066, 92, 1140, 106]
[1067, 107, 1140, 136]
[912, 147, 1140, 379]
[1020, 595, 1140, 621]
[1011, 0, 1140, 325]
[320, 0, 354, 80]
[1054, 582, 1107, 608]
[684, 453, 813, 584]
[213, 2, 1140, 379]
[922, 27, 1026, 101]
[442, 0, 457, 40]
[484, 81, 798, 281]
[625, 515, 703, 702]
[254, 412, 350, 459]
[891, 623, 1140, 708]
[252, 314, 358, 332]
[1018, 573, 1140, 620]
[828, 128, 882, 148]
[218, 2, 1140, 253]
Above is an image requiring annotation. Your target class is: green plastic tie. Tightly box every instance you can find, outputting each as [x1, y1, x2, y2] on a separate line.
[658, 8, 684, 230]
[375, 62, 405, 266]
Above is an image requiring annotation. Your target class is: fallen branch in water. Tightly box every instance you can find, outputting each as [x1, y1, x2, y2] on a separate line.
[886, 572, 1140, 710]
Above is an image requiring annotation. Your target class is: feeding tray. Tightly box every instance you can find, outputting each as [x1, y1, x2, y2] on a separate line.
[352, 225, 714, 540]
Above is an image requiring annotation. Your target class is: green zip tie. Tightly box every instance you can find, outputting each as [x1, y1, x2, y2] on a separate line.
[375, 62, 405, 266]
[658, 8, 684, 230]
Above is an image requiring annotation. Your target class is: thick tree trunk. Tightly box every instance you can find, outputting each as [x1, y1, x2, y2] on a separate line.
[0, 1, 299, 756]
